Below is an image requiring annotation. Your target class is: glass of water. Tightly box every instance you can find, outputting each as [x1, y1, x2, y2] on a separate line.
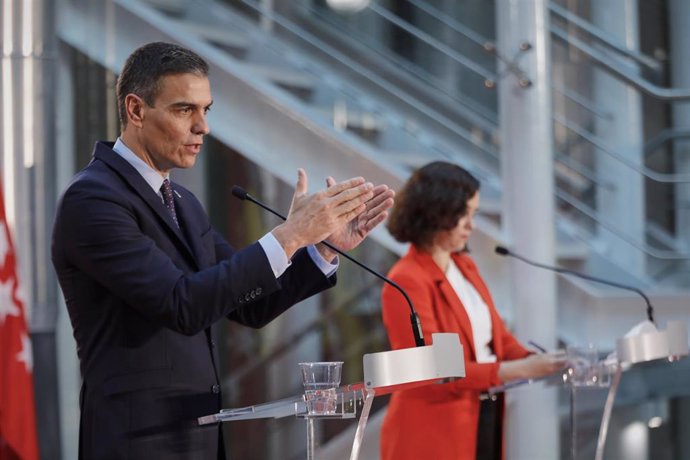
[298, 361, 343, 416]
[566, 344, 600, 387]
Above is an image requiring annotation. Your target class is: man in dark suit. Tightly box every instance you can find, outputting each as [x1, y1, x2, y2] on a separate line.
[51, 42, 394, 459]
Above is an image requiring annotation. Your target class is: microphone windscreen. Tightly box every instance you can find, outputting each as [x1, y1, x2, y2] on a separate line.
[231, 185, 248, 201]
[495, 246, 510, 256]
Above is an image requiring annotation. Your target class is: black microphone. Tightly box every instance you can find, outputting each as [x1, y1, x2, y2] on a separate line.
[232, 185, 426, 347]
[494, 245, 655, 325]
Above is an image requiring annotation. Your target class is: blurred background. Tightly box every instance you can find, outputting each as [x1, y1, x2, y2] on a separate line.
[2, 0, 690, 458]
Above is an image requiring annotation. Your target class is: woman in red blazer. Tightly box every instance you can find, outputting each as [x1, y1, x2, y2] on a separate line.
[380, 162, 564, 460]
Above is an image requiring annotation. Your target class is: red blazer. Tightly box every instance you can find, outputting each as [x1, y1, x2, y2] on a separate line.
[380, 246, 530, 460]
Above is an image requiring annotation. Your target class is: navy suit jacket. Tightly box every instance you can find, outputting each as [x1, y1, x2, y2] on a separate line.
[51, 141, 335, 459]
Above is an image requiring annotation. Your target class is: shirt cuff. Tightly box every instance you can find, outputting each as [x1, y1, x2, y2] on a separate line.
[307, 245, 339, 278]
[259, 233, 291, 278]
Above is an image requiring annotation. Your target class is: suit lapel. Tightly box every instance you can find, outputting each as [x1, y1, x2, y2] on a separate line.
[437, 279, 477, 358]
[170, 189, 219, 378]
[174, 189, 212, 269]
[408, 246, 476, 357]
[454, 253, 506, 358]
[92, 142, 197, 267]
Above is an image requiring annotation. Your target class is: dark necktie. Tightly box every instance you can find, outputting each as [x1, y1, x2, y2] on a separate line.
[160, 178, 179, 227]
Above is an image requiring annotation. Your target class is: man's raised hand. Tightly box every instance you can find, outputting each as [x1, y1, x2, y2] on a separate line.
[321, 176, 394, 256]
[271, 169, 376, 259]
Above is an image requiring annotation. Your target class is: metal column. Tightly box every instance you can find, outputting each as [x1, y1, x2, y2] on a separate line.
[670, 0, 690, 274]
[0, 0, 61, 457]
[496, 0, 559, 458]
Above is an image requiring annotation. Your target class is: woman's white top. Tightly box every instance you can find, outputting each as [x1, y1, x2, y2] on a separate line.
[445, 260, 496, 363]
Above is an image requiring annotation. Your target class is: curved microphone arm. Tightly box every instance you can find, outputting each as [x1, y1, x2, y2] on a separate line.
[232, 186, 426, 347]
[495, 246, 655, 325]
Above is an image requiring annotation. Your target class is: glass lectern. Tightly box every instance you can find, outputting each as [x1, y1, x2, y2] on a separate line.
[486, 320, 688, 460]
[199, 333, 466, 460]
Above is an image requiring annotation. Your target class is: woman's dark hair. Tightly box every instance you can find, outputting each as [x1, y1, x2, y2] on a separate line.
[116, 42, 209, 127]
[387, 161, 480, 247]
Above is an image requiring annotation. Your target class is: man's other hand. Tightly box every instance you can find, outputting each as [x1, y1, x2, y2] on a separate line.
[271, 169, 385, 259]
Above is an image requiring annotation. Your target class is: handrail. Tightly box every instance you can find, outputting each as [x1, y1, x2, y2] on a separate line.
[554, 114, 690, 183]
[236, 0, 499, 159]
[552, 84, 612, 120]
[547, 4, 690, 264]
[303, 3, 499, 131]
[551, 25, 690, 101]
[554, 151, 615, 191]
[644, 128, 690, 156]
[368, 3, 495, 82]
[556, 189, 690, 260]
[549, 2, 661, 74]
[402, 0, 533, 87]
[404, 0, 492, 53]
[647, 222, 688, 253]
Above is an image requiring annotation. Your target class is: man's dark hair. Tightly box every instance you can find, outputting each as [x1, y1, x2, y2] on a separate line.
[116, 42, 209, 127]
[387, 161, 480, 248]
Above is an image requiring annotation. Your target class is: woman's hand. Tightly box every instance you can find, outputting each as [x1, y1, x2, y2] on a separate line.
[498, 352, 567, 383]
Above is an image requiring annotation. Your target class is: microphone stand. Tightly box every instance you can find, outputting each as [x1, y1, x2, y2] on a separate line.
[495, 246, 655, 325]
[495, 247, 690, 460]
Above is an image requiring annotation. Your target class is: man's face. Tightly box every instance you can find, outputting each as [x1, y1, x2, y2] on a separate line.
[138, 73, 213, 175]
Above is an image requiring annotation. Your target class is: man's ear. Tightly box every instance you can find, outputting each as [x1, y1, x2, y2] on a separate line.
[124, 94, 146, 128]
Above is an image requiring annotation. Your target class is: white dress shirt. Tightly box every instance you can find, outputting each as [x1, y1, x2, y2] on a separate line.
[445, 260, 496, 363]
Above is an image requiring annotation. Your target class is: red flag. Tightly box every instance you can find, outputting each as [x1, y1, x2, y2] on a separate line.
[0, 182, 39, 460]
